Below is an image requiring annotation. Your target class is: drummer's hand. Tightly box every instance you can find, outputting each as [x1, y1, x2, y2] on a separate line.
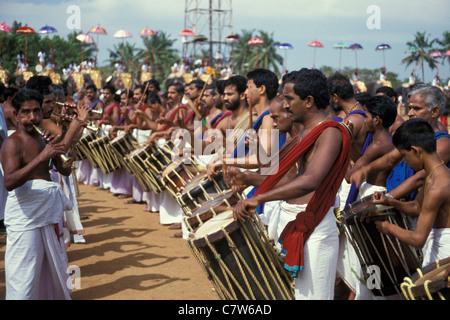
[224, 166, 248, 193]
[206, 162, 222, 180]
[372, 191, 390, 205]
[349, 166, 369, 188]
[375, 219, 390, 235]
[233, 198, 259, 222]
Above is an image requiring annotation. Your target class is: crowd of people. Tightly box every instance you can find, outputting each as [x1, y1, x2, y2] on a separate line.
[0, 63, 449, 300]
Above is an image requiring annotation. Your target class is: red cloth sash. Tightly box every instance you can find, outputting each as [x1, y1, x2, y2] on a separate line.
[211, 111, 232, 129]
[253, 120, 351, 276]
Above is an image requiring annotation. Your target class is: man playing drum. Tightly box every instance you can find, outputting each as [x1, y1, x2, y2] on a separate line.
[233, 68, 351, 300]
[372, 119, 450, 268]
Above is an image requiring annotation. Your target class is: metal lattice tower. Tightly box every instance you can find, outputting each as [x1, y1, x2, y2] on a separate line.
[184, 0, 234, 66]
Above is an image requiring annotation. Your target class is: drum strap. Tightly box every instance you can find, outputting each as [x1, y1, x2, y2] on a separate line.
[254, 121, 351, 277]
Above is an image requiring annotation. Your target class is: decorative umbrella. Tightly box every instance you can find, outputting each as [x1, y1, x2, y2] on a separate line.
[89, 25, 107, 68]
[347, 43, 363, 79]
[226, 34, 240, 73]
[429, 50, 443, 58]
[16, 25, 36, 69]
[375, 43, 391, 75]
[76, 33, 95, 67]
[248, 37, 264, 68]
[179, 29, 195, 61]
[0, 23, 12, 33]
[278, 43, 293, 74]
[139, 28, 156, 69]
[114, 29, 132, 69]
[308, 40, 323, 69]
[445, 50, 450, 56]
[333, 41, 347, 72]
[0, 23, 12, 63]
[405, 45, 418, 53]
[38, 25, 57, 66]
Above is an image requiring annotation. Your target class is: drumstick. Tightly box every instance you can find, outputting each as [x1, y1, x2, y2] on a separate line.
[185, 97, 211, 129]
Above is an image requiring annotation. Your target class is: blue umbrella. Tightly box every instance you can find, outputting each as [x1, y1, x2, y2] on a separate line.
[375, 43, 391, 74]
[347, 43, 363, 78]
[38, 25, 58, 65]
[278, 43, 293, 74]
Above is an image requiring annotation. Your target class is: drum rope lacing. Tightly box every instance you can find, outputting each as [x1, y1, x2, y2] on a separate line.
[400, 259, 447, 300]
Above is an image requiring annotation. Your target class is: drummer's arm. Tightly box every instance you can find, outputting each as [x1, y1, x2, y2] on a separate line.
[372, 191, 421, 217]
[375, 188, 438, 249]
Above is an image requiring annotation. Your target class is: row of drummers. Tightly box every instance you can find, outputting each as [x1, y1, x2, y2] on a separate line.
[73, 127, 450, 301]
[74, 127, 245, 234]
[74, 127, 296, 300]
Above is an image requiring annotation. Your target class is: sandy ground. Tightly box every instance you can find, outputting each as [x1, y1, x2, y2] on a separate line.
[0, 183, 219, 300]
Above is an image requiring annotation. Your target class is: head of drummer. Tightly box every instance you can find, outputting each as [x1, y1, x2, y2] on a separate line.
[12, 87, 44, 135]
[133, 84, 147, 108]
[186, 78, 205, 101]
[166, 82, 184, 108]
[281, 68, 329, 123]
[245, 68, 279, 108]
[26, 75, 54, 119]
[223, 75, 247, 111]
[406, 83, 446, 129]
[392, 118, 437, 172]
[269, 95, 292, 135]
[364, 95, 397, 134]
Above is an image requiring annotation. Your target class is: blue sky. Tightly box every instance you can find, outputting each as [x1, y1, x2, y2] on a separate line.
[2, 0, 449, 83]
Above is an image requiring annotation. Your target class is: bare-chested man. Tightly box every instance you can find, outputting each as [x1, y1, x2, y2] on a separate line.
[372, 118, 450, 267]
[233, 69, 351, 300]
[2, 88, 85, 300]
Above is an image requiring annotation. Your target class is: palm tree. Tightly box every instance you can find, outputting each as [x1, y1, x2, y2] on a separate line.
[253, 30, 283, 75]
[401, 31, 438, 82]
[232, 29, 255, 75]
[107, 42, 142, 76]
[436, 30, 450, 75]
[139, 31, 179, 84]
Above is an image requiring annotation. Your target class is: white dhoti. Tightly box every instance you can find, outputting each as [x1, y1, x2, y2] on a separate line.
[159, 190, 183, 225]
[269, 201, 339, 300]
[4, 179, 73, 300]
[422, 228, 450, 267]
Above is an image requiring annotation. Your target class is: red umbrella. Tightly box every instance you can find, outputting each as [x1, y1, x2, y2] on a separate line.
[179, 29, 195, 37]
[16, 25, 36, 68]
[248, 37, 264, 45]
[308, 40, 323, 69]
[89, 25, 107, 68]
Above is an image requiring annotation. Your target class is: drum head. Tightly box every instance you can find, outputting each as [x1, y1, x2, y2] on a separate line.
[190, 192, 238, 218]
[192, 210, 241, 248]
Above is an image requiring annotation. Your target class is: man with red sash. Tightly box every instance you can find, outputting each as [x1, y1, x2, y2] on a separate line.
[233, 68, 351, 300]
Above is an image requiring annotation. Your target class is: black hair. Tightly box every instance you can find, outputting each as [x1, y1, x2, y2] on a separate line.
[102, 83, 116, 94]
[12, 88, 43, 113]
[354, 92, 371, 107]
[86, 84, 97, 92]
[282, 68, 329, 109]
[204, 84, 217, 95]
[216, 79, 226, 95]
[26, 75, 52, 95]
[365, 95, 397, 128]
[144, 78, 161, 92]
[167, 82, 185, 94]
[327, 72, 354, 100]
[376, 86, 398, 103]
[224, 75, 247, 94]
[4, 87, 18, 100]
[393, 118, 436, 153]
[246, 68, 279, 100]
[147, 91, 161, 104]
[189, 78, 205, 91]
